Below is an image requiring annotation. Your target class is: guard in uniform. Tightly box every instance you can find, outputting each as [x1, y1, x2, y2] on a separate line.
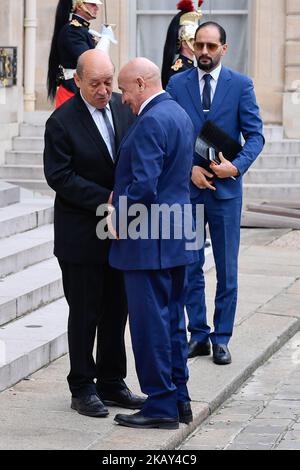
[48, 0, 116, 108]
[161, 0, 203, 89]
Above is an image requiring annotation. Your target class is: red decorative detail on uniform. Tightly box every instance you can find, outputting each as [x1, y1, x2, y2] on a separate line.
[198, 0, 204, 7]
[55, 85, 75, 109]
[177, 0, 195, 13]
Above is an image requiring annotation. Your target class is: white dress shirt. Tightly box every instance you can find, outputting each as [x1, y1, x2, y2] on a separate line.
[138, 91, 166, 116]
[81, 92, 115, 160]
[198, 63, 222, 105]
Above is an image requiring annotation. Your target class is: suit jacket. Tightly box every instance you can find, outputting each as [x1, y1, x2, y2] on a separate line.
[109, 93, 199, 271]
[167, 66, 265, 200]
[44, 92, 135, 264]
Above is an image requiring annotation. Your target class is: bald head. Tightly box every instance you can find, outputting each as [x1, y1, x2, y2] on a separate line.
[118, 58, 163, 115]
[119, 58, 161, 87]
[74, 50, 114, 109]
[76, 49, 114, 80]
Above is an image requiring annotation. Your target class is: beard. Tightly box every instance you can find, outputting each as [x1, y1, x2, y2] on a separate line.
[197, 56, 214, 72]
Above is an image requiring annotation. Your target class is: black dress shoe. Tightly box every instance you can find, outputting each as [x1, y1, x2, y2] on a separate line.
[188, 340, 211, 358]
[114, 411, 179, 430]
[71, 394, 109, 418]
[178, 402, 193, 424]
[212, 344, 232, 365]
[98, 388, 146, 410]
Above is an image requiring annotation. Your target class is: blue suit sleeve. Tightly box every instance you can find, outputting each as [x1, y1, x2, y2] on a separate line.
[114, 116, 165, 233]
[121, 116, 165, 207]
[233, 78, 265, 176]
[166, 77, 177, 100]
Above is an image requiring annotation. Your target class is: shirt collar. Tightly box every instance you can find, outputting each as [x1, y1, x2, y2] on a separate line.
[198, 63, 222, 82]
[138, 91, 166, 116]
[80, 91, 111, 115]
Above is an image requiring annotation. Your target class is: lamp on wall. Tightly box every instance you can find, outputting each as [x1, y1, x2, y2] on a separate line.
[0, 47, 17, 87]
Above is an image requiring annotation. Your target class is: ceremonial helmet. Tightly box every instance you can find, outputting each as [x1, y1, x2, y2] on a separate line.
[161, 1, 203, 89]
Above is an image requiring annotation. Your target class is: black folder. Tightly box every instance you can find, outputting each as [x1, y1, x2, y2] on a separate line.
[195, 120, 243, 171]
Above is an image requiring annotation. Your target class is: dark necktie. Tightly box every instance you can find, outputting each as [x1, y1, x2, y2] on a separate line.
[100, 107, 116, 161]
[202, 74, 212, 113]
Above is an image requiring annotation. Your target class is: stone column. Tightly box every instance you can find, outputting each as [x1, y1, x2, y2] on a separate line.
[24, 0, 37, 112]
[249, 0, 286, 125]
[283, 0, 300, 138]
[0, 0, 24, 164]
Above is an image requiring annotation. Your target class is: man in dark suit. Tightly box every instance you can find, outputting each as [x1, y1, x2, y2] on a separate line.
[44, 49, 145, 418]
[108, 58, 199, 429]
[167, 22, 265, 365]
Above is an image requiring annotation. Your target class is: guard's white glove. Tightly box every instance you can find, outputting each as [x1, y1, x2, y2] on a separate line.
[89, 25, 118, 54]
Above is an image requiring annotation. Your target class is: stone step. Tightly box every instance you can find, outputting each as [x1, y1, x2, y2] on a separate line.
[0, 245, 213, 393]
[5, 151, 43, 166]
[13, 137, 44, 152]
[0, 258, 63, 327]
[19, 123, 45, 138]
[0, 224, 54, 278]
[23, 111, 51, 126]
[242, 210, 300, 229]
[252, 154, 300, 169]
[0, 182, 20, 208]
[263, 125, 284, 142]
[0, 200, 53, 240]
[0, 298, 68, 392]
[0, 165, 44, 180]
[244, 184, 300, 202]
[263, 140, 300, 155]
[4, 179, 54, 198]
[244, 169, 300, 185]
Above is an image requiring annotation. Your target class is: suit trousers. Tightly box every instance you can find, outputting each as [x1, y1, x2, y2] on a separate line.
[124, 267, 190, 419]
[58, 260, 128, 397]
[186, 191, 242, 345]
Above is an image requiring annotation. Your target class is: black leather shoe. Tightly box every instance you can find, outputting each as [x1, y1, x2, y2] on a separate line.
[213, 344, 232, 365]
[178, 402, 193, 424]
[188, 340, 211, 358]
[114, 411, 179, 430]
[71, 394, 109, 418]
[98, 388, 146, 410]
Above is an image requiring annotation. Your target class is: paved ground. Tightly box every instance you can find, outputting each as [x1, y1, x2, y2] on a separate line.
[0, 228, 299, 450]
[180, 332, 300, 450]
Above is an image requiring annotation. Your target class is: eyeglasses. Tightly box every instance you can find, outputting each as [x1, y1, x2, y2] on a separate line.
[194, 42, 223, 53]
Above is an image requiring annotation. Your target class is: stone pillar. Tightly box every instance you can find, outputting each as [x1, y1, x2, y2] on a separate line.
[24, 0, 37, 112]
[283, 0, 300, 138]
[249, 0, 286, 125]
[0, 0, 24, 164]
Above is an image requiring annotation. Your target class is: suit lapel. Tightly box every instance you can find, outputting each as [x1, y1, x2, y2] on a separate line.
[208, 67, 232, 120]
[110, 93, 122, 148]
[74, 93, 114, 168]
[186, 68, 205, 122]
[118, 93, 172, 154]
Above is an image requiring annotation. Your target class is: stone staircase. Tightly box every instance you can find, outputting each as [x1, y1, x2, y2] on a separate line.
[0, 112, 53, 197]
[244, 126, 300, 204]
[1, 120, 299, 204]
[0, 181, 68, 392]
[0, 179, 214, 393]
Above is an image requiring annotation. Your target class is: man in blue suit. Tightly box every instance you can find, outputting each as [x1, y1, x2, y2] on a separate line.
[108, 58, 199, 429]
[167, 22, 265, 365]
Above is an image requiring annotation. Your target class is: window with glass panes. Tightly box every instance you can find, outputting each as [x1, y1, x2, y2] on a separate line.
[128, 0, 249, 74]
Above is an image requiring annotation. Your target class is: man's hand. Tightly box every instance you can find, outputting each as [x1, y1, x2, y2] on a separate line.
[108, 192, 113, 205]
[192, 166, 216, 191]
[106, 204, 119, 240]
[210, 153, 239, 179]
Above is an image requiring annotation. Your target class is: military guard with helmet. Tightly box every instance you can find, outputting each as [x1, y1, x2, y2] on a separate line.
[48, 0, 116, 108]
[161, 1, 203, 89]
